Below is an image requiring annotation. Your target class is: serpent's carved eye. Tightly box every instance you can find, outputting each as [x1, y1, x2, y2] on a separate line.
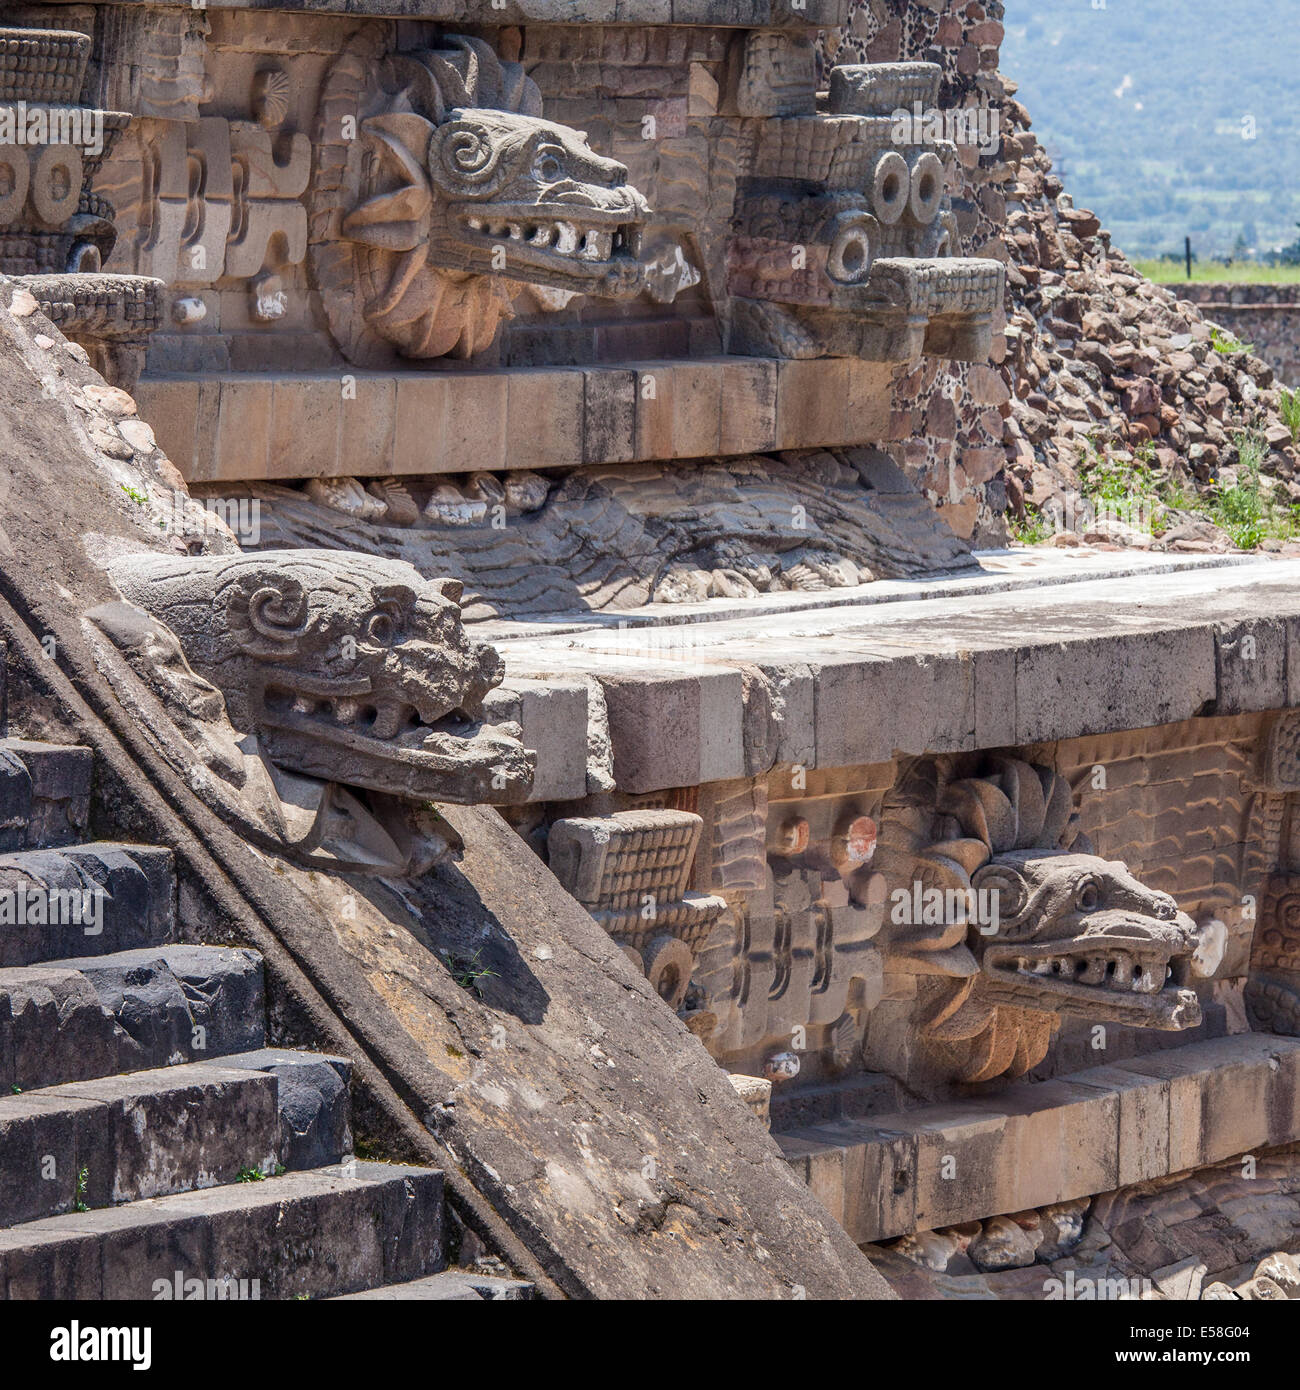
[365, 610, 397, 645]
[533, 149, 564, 183]
[1075, 877, 1101, 913]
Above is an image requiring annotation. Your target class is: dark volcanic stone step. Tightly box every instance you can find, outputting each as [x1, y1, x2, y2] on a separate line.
[0, 1063, 280, 1224]
[331, 1269, 534, 1301]
[0, 1162, 446, 1300]
[0, 844, 175, 965]
[0, 740, 92, 853]
[0, 945, 265, 1090]
[200, 1048, 352, 1171]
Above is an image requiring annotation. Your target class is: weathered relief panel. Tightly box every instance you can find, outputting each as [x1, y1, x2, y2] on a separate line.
[0, 0, 1011, 550]
[547, 712, 1289, 1127]
[81, 9, 1000, 375]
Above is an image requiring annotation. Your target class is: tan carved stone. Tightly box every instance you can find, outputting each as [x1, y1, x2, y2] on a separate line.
[102, 549, 534, 806]
[309, 32, 651, 364]
[135, 118, 308, 285]
[726, 61, 1003, 361]
[872, 757, 1219, 1085]
[1246, 873, 1300, 1035]
[548, 809, 727, 1008]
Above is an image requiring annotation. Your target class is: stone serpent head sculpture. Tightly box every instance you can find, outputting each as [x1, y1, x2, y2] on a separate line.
[879, 757, 1223, 1084]
[102, 549, 533, 806]
[312, 33, 650, 361]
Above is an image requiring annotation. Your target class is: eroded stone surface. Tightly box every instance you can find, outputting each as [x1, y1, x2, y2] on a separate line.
[102, 549, 534, 806]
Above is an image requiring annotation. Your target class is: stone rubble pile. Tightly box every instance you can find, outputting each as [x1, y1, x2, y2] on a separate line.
[869, 1144, 1300, 1300]
[993, 83, 1300, 553]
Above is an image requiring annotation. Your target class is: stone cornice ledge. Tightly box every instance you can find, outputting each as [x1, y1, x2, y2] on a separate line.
[495, 557, 1300, 795]
[42, 0, 848, 28]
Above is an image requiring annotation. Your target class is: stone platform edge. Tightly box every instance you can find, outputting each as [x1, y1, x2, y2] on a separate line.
[135, 356, 899, 484]
[776, 1032, 1300, 1244]
[135, 356, 898, 483]
[43, 0, 847, 25]
[491, 570, 1300, 798]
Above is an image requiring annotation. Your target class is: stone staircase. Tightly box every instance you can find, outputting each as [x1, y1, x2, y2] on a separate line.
[0, 733, 530, 1300]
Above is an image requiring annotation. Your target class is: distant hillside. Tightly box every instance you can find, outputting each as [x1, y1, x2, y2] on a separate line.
[1000, 0, 1300, 261]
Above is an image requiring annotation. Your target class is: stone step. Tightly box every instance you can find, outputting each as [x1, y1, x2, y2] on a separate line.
[0, 740, 92, 853]
[768, 1073, 903, 1132]
[1, 945, 265, 1091]
[198, 1049, 352, 1171]
[0, 1161, 446, 1300]
[331, 1269, 534, 1301]
[0, 1062, 281, 1225]
[0, 843, 175, 966]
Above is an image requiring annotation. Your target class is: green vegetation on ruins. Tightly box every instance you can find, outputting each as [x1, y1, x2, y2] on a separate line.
[1009, 431, 1300, 553]
[1135, 260, 1300, 287]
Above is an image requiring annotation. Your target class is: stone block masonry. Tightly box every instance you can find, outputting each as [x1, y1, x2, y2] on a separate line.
[135, 358, 897, 482]
[778, 1033, 1300, 1243]
[1177, 284, 1300, 387]
[494, 554, 1300, 799]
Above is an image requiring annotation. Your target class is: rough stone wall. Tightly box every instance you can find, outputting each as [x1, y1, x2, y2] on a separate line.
[1177, 285, 1300, 388]
[824, 0, 1014, 542]
[829, 1, 1300, 548]
[993, 88, 1300, 539]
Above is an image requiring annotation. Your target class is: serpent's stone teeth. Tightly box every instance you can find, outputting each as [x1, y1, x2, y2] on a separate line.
[1080, 957, 1107, 985]
[555, 221, 579, 254]
[1133, 966, 1162, 994]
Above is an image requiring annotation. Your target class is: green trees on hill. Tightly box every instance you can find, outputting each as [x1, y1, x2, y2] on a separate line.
[1001, 0, 1300, 261]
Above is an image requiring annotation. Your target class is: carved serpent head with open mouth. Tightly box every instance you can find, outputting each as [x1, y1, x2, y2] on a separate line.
[973, 852, 1205, 1029]
[881, 757, 1223, 1083]
[312, 34, 651, 361]
[345, 108, 649, 299]
[105, 550, 534, 805]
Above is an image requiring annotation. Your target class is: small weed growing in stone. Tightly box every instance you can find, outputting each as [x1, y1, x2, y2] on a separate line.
[1079, 436, 1163, 532]
[1209, 325, 1254, 356]
[1279, 388, 1300, 444]
[439, 946, 498, 998]
[73, 1166, 89, 1213]
[120, 484, 147, 505]
[1008, 502, 1054, 545]
[236, 1163, 285, 1183]
[1208, 431, 1269, 549]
